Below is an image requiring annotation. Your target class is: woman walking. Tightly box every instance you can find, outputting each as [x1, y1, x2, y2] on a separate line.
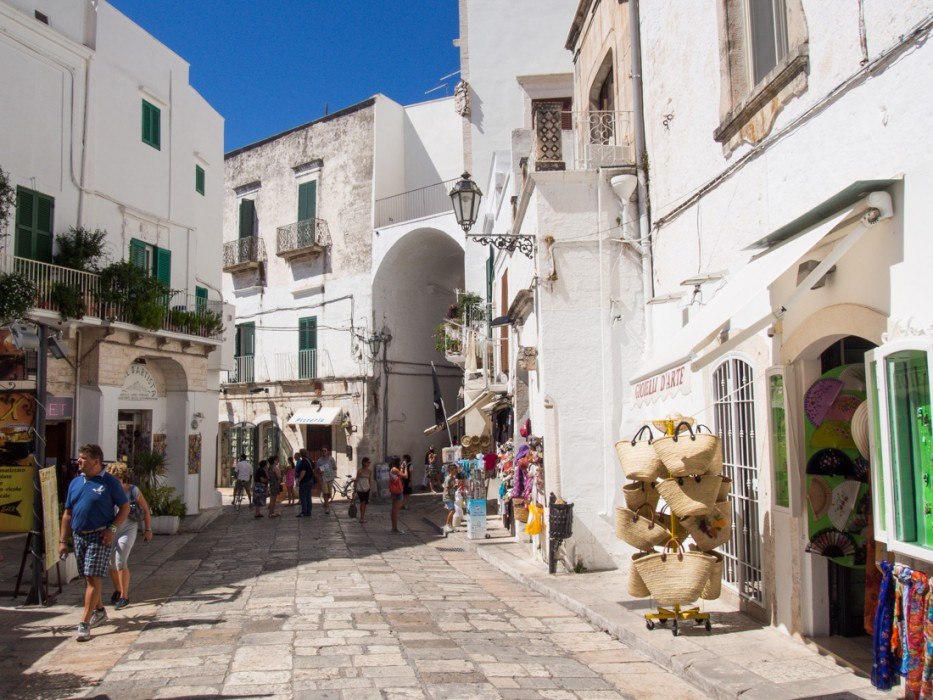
[355, 457, 372, 524]
[105, 462, 152, 609]
[267, 455, 282, 518]
[400, 454, 413, 510]
[284, 456, 296, 506]
[253, 459, 269, 518]
[389, 465, 403, 532]
[424, 446, 439, 492]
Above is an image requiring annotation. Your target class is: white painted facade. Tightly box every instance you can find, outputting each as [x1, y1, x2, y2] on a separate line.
[222, 95, 463, 484]
[0, 0, 225, 513]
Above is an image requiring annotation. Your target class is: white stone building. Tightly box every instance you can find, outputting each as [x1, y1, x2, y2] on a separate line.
[0, 0, 226, 513]
[220, 95, 463, 484]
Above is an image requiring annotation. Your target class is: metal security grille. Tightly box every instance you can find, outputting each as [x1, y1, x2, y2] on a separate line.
[713, 358, 763, 605]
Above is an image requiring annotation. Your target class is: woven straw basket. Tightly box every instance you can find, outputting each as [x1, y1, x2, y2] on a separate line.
[614, 505, 671, 550]
[615, 425, 665, 481]
[708, 440, 724, 476]
[634, 540, 718, 606]
[513, 499, 529, 523]
[681, 500, 733, 551]
[628, 550, 655, 598]
[652, 422, 722, 477]
[657, 474, 723, 518]
[622, 480, 660, 511]
[717, 476, 732, 501]
[701, 551, 723, 600]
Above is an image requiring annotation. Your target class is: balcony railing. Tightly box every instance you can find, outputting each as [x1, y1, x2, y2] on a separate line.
[272, 350, 318, 381]
[374, 177, 459, 228]
[0, 255, 224, 341]
[533, 105, 634, 171]
[276, 218, 330, 261]
[225, 355, 255, 384]
[223, 236, 266, 272]
[439, 301, 488, 368]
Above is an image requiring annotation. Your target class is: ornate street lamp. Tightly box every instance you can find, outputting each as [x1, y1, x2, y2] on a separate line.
[449, 172, 535, 258]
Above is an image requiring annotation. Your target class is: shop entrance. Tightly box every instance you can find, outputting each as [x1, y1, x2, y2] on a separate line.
[117, 410, 152, 467]
[804, 335, 878, 671]
[305, 424, 332, 462]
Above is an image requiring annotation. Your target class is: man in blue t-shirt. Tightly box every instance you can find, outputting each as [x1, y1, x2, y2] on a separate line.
[295, 449, 316, 517]
[59, 444, 129, 642]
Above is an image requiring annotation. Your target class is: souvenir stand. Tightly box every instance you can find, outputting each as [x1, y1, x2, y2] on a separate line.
[615, 416, 732, 636]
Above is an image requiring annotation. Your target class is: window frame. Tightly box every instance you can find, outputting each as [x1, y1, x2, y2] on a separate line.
[14, 186, 54, 263]
[195, 165, 205, 195]
[867, 340, 933, 563]
[141, 99, 161, 150]
[765, 365, 798, 514]
[745, 0, 789, 88]
[129, 238, 170, 286]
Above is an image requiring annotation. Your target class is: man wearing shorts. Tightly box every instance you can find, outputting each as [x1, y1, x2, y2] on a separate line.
[316, 447, 337, 514]
[234, 453, 252, 501]
[59, 444, 129, 642]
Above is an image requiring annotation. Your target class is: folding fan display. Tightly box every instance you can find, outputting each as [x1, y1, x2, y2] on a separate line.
[825, 393, 862, 422]
[807, 476, 832, 521]
[828, 480, 861, 532]
[853, 456, 870, 483]
[845, 490, 872, 534]
[806, 448, 857, 477]
[838, 364, 867, 392]
[810, 420, 858, 450]
[804, 378, 844, 427]
[807, 528, 857, 558]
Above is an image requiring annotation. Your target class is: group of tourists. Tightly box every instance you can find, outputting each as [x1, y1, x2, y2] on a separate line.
[58, 444, 154, 642]
[234, 446, 339, 518]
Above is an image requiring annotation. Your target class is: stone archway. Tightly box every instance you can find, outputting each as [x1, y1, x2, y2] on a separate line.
[372, 227, 465, 464]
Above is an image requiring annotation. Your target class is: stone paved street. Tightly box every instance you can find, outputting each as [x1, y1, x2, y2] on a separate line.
[3, 494, 703, 700]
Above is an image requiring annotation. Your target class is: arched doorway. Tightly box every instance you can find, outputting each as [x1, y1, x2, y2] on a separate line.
[371, 227, 465, 468]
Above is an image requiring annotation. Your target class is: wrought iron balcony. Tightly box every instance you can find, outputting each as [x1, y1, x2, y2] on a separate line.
[533, 105, 634, 171]
[276, 218, 330, 261]
[223, 236, 266, 273]
[374, 177, 459, 228]
[223, 355, 255, 384]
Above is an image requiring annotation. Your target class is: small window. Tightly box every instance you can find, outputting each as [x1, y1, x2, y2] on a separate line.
[129, 238, 171, 286]
[239, 199, 256, 238]
[298, 316, 317, 380]
[34, 10, 49, 24]
[869, 343, 933, 562]
[142, 100, 161, 150]
[747, 0, 789, 85]
[195, 165, 205, 195]
[15, 187, 54, 263]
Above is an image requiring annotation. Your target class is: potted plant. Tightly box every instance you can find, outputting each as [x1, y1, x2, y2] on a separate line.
[49, 281, 85, 321]
[53, 226, 108, 272]
[97, 261, 169, 330]
[141, 483, 187, 535]
[0, 272, 37, 323]
[132, 449, 166, 492]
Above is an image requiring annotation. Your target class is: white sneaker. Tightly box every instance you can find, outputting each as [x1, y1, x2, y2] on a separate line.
[76, 622, 91, 642]
[89, 607, 108, 628]
[442, 525, 453, 534]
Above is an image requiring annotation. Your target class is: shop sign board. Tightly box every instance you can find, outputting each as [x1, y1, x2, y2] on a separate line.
[46, 397, 73, 420]
[0, 465, 34, 533]
[633, 364, 691, 406]
[120, 364, 158, 400]
[467, 498, 486, 539]
[39, 467, 59, 570]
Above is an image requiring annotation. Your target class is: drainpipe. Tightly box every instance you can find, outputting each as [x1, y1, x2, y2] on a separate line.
[628, 0, 654, 350]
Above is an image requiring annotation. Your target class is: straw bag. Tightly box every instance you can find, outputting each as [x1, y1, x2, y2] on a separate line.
[633, 539, 718, 606]
[615, 426, 665, 481]
[657, 474, 723, 518]
[717, 476, 732, 501]
[701, 551, 723, 600]
[614, 504, 671, 550]
[652, 422, 722, 477]
[628, 550, 655, 598]
[622, 480, 660, 511]
[513, 498, 529, 523]
[681, 500, 733, 550]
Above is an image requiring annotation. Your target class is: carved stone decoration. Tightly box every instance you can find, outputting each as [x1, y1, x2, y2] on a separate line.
[517, 346, 538, 372]
[534, 102, 565, 171]
[454, 80, 470, 116]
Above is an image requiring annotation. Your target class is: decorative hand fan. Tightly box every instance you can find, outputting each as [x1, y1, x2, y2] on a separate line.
[825, 393, 863, 422]
[807, 476, 832, 521]
[806, 448, 857, 477]
[828, 480, 861, 531]
[811, 421, 857, 450]
[853, 456, 870, 483]
[807, 528, 856, 558]
[846, 491, 872, 534]
[804, 378, 844, 427]
[839, 364, 866, 392]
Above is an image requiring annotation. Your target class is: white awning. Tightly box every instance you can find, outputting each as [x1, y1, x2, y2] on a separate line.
[288, 406, 343, 425]
[423, 390, 495, 436]
[631, 191, 893, 386]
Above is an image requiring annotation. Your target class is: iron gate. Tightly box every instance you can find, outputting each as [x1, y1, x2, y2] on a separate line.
[713, 358, 764, 605]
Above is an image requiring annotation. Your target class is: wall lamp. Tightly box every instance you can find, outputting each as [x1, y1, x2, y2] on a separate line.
[490, 316, 514, 328]
[249, 387, 268, 394]
[450, 172, 535, 259]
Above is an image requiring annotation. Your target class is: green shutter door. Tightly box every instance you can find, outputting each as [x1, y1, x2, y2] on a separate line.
[14, 189, 34, 260]
[239, 199, 255, 238]
[298, 316, 317, 379]
[129, 239, 147, 270]
[240, 323, 255, 356]
[297, 181, 317, 222]
[195, 285, 207, 313]
[155, 247, 171, 287]
[35, 194, 53, 262]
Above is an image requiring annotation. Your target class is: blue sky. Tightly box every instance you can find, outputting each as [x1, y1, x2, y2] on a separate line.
[108, 1, 461, 153]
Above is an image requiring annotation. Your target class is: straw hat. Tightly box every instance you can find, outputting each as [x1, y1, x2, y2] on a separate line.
[850, 400, 870, 459]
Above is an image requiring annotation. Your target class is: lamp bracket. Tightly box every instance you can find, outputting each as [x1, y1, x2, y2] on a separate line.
[467, 233, 535, 258]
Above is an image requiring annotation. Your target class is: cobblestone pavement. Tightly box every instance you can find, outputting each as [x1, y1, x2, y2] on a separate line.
[6, 494, 705, 699]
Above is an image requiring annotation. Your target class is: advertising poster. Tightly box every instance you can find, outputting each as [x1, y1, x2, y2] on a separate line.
[0, 465, 34, 533]
[39, 467, 59, 570]
[0, 393, 36, 466]
[467, 498, 487, 539]
[0, 329, 26, 381]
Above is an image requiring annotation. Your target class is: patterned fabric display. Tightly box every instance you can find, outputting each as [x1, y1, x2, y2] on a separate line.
[872, 561, 898, 690]
[873, 563, 933, 694]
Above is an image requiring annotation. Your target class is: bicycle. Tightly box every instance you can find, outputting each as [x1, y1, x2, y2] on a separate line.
[331, 475, 356, 500]
[232, 480, 250, 511]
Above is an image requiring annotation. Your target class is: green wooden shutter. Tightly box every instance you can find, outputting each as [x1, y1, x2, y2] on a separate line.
[236, 323, 255, 356]
[129, 239, 147, 270]
[35, 194, 53, 263]
[195, 165, 205, 195]
[298, 316, 317, 351]
[239, 199, 255, 238]
[142, 100, 161, 149]
[14, 188, 34, 260]
[297, 181, 317, 222]
[155, 246, 171, 287]
[195, 285, 207, 313]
